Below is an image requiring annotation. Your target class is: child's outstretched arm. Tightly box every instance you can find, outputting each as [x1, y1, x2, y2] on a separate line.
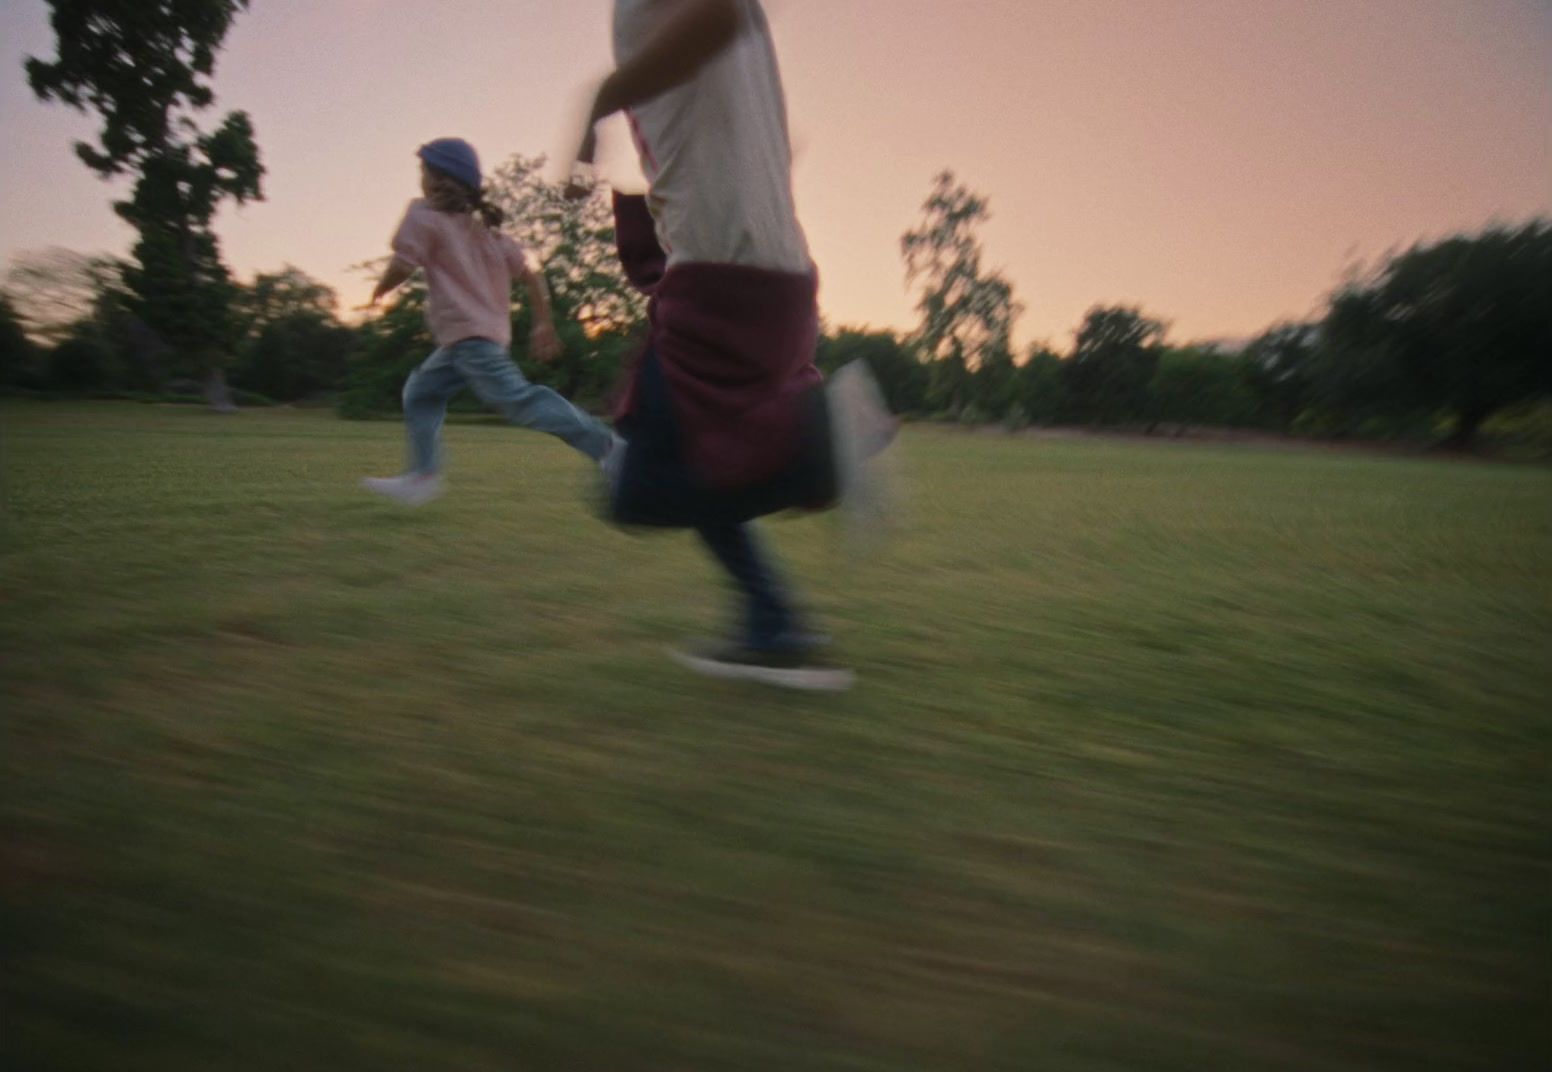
[368, 256, 416, 306]
[569, 0, 740, 187]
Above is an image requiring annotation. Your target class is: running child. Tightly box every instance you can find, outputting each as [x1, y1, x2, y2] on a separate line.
[362, 137, 617, 505]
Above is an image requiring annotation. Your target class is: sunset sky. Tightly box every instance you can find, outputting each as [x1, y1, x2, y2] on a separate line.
[1, 0, 1547, 349]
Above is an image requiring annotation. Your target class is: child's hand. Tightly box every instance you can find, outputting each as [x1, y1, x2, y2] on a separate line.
[530, 322, 561, 364]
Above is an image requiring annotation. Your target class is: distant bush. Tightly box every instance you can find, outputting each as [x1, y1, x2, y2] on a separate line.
[1482, 400, 1552, 457]
[958, 402, 988, 427]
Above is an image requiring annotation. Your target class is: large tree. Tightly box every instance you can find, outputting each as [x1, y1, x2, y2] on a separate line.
[27, 0, 263, 411]
[1319, 220, 1552, 449]
[901, 170, 1021, 412]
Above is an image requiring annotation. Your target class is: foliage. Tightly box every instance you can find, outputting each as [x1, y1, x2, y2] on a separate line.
[229, 267, 352, 401]
[235, 315, 354, 403]
[1146, 346, 1256, 432]
[338, 289, 434, 419]
[487, 155, 647, 401]
[26, 0, 264, 401]
[972, 344, 1018, 420]
[233, 266, 339, 339]
[1238, 322, 1318, 431]
[45, 329, 120, 392]
[2, 248, 125, 346]
[1001, 400, 1031, 432]
[2, 250, 171, 392]
[1318, 219, 1552, 448]
[956, 400, 989, 426]
[0, 294, 42, 388]
[1481, 399, 1552, 458]
[1062, 305, 1166, 424]
[486, 155, 644, 336]
[901, 171, 1021, 410]
[1014, 347, 1066, 424]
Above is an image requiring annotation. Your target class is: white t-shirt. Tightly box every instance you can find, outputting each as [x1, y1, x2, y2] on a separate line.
[613, 0, 812, 273]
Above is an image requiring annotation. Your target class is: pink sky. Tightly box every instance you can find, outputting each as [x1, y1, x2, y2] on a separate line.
[2, 0, 1547, 348]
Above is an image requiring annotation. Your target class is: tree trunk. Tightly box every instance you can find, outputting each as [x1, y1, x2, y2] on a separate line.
[204, 367, 239, 413]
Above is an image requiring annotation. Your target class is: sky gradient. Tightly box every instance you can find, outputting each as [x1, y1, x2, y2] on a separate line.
[2, 0, 1548, 349]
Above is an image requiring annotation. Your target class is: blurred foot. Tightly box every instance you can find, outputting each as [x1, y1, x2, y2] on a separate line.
[669, 641, 856, 692]
[600, 432, 627, 487]
[360, 473, 444, 507]
[827, 360, 899, 545]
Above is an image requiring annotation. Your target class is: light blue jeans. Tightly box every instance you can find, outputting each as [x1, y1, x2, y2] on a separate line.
[402, 337, 613, 474]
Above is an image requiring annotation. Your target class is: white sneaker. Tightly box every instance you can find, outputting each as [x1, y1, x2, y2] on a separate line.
[669, 641, 856, 692]
[600, 433, 628, 487]
[360, 473, 444, 506]
[827, 360, 900, 547]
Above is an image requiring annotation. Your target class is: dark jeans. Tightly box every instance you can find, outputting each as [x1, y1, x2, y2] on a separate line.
[611, 350, 836, 651]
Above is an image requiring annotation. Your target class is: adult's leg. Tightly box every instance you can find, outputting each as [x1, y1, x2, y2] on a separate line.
[612, 349, 822, 651]
[454, 339, 614, 461]
[696, 521, 810, 651]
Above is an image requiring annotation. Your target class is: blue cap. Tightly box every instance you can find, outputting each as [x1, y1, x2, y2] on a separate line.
[417, 138, 482, 189]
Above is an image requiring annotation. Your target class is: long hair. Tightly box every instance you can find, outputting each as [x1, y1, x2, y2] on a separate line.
[424, 167, 505, 229]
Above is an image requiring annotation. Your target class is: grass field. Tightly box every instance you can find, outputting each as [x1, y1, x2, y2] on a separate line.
[2, 402, 1548, 1071]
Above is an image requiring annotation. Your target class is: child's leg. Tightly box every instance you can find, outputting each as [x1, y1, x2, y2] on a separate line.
[695, 521, 808, 651]
[453, 339, 614, 461]
[402, 348, 465, 475]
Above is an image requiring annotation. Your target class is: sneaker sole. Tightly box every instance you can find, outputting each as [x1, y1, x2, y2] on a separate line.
[359, 478, 444, 507]
[668, 648, 856, 692]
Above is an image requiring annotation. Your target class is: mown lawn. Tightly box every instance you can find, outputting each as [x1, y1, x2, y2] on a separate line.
[2, 402, 1548, 1071]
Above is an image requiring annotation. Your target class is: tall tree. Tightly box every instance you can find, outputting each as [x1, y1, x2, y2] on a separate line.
[1062, 306, 1166, 424]
[1318, 220, 1552, 449]
[901, 170, 1021, 412]
[27, 0, 263, 411]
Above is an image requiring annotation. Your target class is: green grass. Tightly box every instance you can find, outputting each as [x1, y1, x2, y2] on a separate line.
[2, 402, 1548, 1071]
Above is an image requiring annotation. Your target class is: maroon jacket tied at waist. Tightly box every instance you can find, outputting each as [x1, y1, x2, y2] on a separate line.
[613, 192, 823, 492]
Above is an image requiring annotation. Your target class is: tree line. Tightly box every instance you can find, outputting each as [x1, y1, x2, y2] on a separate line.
[8, 2, 1548, 451]
[870, 170, 1551, 451]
